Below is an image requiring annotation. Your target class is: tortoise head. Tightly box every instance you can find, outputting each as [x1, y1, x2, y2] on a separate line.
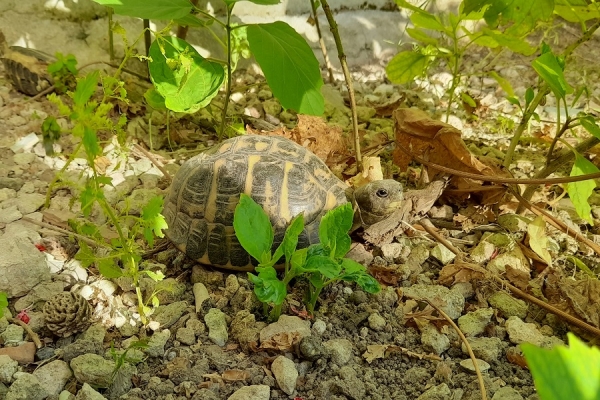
[351, 179, 404, 228]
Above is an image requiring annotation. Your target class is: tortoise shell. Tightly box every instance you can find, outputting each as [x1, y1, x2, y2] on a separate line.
[0, 31, 54, 96]
[163, 135, 349, 271]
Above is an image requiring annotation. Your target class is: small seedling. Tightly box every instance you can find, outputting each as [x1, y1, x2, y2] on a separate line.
[234, 194, 380, 321]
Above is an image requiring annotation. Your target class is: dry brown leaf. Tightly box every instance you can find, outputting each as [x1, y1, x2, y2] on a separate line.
[374, 93, 406, 116]
[438, 262, 486, 286]
[369, 265, 401, 286]
[560, 277, 600, 328]
[363, 344, 388, 363]
[392, 108, 509, 204]
[259, 331, 302, 352]
[505, 264, 531, 291]
[348, 156, 384, 188]
[222, 369, 250, 382]
[506, 347, 528, 369]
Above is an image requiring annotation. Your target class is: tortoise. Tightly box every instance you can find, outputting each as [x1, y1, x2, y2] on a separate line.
[0, 31, 54, 96]
[163, 134, 404, 271]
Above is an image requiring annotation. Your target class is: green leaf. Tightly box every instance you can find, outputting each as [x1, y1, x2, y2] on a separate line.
[223, 0, 280, 6]
[301, 255, 341, 279]
[521, 333, 600, 400]
[527, 216, 553, 265]
[83, 126, 101, 159]
[142, 196, 168, 247]
[75, 242, 96, 268]
[353, 273, 381, 294]
[79, 184, 96, 218]
[174, 14, 214, 28]
[144, 269, 165, 282]
[42, 116, 61, 156]
[248, 266, 286, 305]
[0, 292, 7, 318]
[406, 28, 439, 45]
[554, 0, 600, 22]
[290, 248, 308, 273]
[478, 29, 536, 55]
[98, 258, 123, 278]
[461, 92, 477, 108]
[463, 0, 554, 36]
[281, 213, 305, 261]
[410, 12, 445, 31]
[319, 203, 353, 258]
[73, 71, 99, 106]
[247, 22, 324, 115]
[489, 71, 515, 97]
[149, 37, 224, 113]
[234, 193, 274, 264]
[566, 256, 595, 277]
[566, 154, 598, 225]
[386, 51, 429, 84]
[532, 51, 573, 99]
[92, 0, 192, 19]
[580, 115, 600, 140]
[144, 88, 167, 110]
[339, 259, 380, 293]
[525, 87, 535, 106]
[340, 258, 367, 274]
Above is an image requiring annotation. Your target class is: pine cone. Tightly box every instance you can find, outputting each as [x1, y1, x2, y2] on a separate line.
[43, 292, 92, 337]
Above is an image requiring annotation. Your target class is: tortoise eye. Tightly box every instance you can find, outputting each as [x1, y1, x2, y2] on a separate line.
[376, 188, 388, 198]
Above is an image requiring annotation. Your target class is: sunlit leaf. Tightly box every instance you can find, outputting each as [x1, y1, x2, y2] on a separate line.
[386, 51, 429, 84]
[527, 216, 553, 265]
[92, 0, 192, 19]
[566, 154, 598, 225]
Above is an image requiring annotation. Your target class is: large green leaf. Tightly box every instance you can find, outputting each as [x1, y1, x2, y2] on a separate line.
[532, 51, 572, 99]
[234, 193, 274, 264]
[247, 22, 324, 115]
[248, 266, 286, 305]
[73, 71, 99, 107]
[521, 333, 600, 400]
[92, 0, 192, 20]
[386, 51, 429, 84]
[567, 154, 598, 225]
[580, 115, 600, 140]
[148, 36, 224, 113]
[318, 203, 353, 259]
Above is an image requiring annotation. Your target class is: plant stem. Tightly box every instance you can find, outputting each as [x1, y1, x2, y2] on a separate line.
[176, 0, 200, 39]
[309, 0, 334, 84]
[546, 115, 572, 165]
[108, 9, 114, 62]
[503, 88, 548, 169]
[219, 7, 233, 138]
[44, 141, 84, 208]
[319, 0, 362, 172]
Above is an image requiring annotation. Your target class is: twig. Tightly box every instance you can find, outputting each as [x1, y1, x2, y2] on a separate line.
[422, 220, 600, 338]
[309, 0, 334, 84]
[21, 217, 103, 248]
[319, 0, 362, 172]
[29, 85, 55, 101]
[133, 143, 172, 182]
[510, 188, 600, 257]
[419, 299, 487, 400]
[219, 9, 233, 137]
[9, 318, 43, 349]
[419, 218, 462, 255]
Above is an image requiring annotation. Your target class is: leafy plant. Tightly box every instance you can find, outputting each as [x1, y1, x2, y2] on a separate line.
[93, 0, 325, 136]
[47, 52, 78, 93]
[110, 339, 148, 381]
[389, 0, 600, 224]
[44, 48, 168, 324]
[521, 333, 600, 400]
[234, 194, 380, 321]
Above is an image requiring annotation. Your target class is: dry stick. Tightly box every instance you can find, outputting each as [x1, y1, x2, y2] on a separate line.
[21, 217, 103, 248]
[517, 136, 600, 212]
[420, 298, 487, 400]
[319, 0, 362, 172]
[309, 0, 334, 84]
[176, 0, 200, 40]
[133, 143, 172, 182]
[420, 217, 600, 338]
[510, 188, 600, 257]
[9, 318, 43, 349]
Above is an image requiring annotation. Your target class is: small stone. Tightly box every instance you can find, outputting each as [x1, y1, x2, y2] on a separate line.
[457, 308, 493, 337]
[488, 291, 528, 318]
[0, 355, 18, 383]
[75, 383, 107, 400]
[416, 383, 452, 400]
[505, 317, 564, 348]
[1, 324, 24, 344]
[299, 336, 325, 361]
[380, 243, 404, 262]
[223, 274, 240, 299]
[176, 327, 196, 346]
[421, 324, 450, 355]
[260, 315, 311, 343]
[459, 358, 490, 373]
[430, 243, 456, 265]
[491, 386, 524, 400]
[152, 301, 188, 329]
[498, 214, 531, 232]
[323, 338, 353, 366]
[470, 241, 496, 263]
[311, 319, 326, 335]
[346, 243, 374, 266]
[0, 205, 22, 224]
[227, 385, 270, 400]
[428, 205, 454, 220]
[145, 329, 171, 358]
[32, 360, 72, 397]
[4, 372, 47, 400]
[271, 356, 297, 395]
[402, 284, 464, 320]
[462, 337, 505, 363]
[368, 313, 386, 331]
[70, 354, 114, 388]
[204, 308, 228, 347]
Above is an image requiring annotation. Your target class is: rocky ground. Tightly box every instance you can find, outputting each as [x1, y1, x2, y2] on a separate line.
[0, 24, 600, 400]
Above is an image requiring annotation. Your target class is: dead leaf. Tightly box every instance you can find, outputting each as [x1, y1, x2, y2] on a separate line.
[392, 108, 509, 204]
[505, 264, 530, 291]
[363, 344, 388, 363]
[348, 156, 384, 188]
[438, 262, 486, 286]
[222, 369, 250, 382]
[506, 347, 528, 369]
[560, 277, 600, 328]
[373, 93, 406, 116]
[260, 332, 302, 352]
[527, 216, 553, 266]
